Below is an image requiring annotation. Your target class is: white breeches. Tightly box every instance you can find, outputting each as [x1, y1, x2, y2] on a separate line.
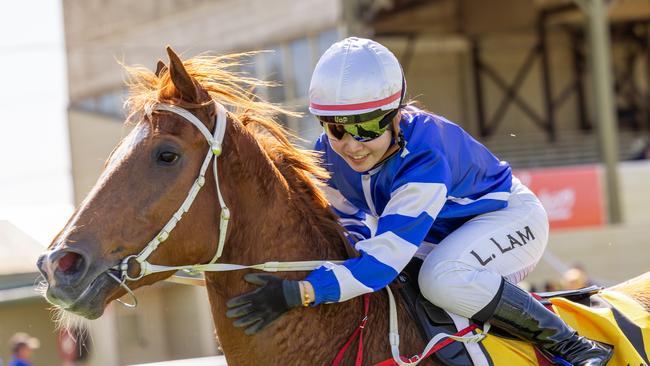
[418, 177, 549, 318]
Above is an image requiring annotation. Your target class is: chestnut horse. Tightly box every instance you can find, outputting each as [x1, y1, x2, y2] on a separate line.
[37, 47, 650, 366]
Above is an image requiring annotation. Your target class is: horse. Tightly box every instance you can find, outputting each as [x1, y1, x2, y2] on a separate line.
[37, 46, 650, 366]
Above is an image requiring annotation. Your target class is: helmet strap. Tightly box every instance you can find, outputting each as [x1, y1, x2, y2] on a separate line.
[369, 113, 405, 170]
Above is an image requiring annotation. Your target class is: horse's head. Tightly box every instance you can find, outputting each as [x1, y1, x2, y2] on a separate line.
[37, 46, 345, 325]
[37, 47, 226, 319]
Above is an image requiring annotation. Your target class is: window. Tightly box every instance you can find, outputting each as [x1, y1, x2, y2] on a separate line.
[262, 46, 286, 103]
[294, 106, 323, 149]
[289, 37, 311, 100]
[236, 53, 257, 78]
[74, 88, 127, 119]
[318, 28, 339, 58]
[228, 28, 341, 144]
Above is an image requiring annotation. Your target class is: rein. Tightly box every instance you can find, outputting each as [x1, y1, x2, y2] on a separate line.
[109, 101, 487, 366]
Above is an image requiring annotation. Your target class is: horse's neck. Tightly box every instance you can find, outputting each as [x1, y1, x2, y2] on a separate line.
[204, 125, 425, 365]
[219, 124, 346, 265]
[207, 270, 423, 365]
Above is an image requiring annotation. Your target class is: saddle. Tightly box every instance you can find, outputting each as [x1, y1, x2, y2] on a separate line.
[394, 258, 602, 365]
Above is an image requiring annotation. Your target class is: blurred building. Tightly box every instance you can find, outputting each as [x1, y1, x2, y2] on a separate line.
[0, 221, 58, 366]
[61, 0, 650, 365]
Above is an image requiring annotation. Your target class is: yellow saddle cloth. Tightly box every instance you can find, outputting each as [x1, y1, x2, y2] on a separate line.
[480, 290, 650, 365]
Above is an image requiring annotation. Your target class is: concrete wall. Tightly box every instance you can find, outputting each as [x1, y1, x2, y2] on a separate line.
[0, 298, 59, 366]
[68, 110, 130, 205]
[74, 281, 218, 366]
[111, 284, 217, 366]
[160, 284, 217, 360]
[63, 0, 341, 101]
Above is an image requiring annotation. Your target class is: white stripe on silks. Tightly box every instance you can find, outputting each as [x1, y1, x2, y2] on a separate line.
[364, 215, 378, 237]
[383, 182, 447, 218]
[324, 262, 374, 302]
[322, 185, 360, 215]
[354, 231, 418, 274]
[339, 218, 366, 227]
[447, 191, 510, 205]
[361, 175, 377, 217]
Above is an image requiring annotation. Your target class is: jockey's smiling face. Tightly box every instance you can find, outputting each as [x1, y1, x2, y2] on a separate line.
[328, 128, 392, 172]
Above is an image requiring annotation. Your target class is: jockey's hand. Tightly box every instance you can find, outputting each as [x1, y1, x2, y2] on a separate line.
[226, 273, 302, 335]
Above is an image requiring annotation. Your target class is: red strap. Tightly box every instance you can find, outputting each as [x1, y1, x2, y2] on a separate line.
[532, 292, 556, 312]
[535, 348, 556, 366]
[373, 292, 551, 365]
[331, 294, 479, 366]
[310, 90, 402, 112]
[373, 324, 478, 366]
[332, 294, 371, 366]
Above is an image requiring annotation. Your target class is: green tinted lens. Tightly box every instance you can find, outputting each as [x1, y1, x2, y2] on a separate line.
[324, 123, 347, 140]
[343, 120, 385, 141]
[323, 111, 393, 142]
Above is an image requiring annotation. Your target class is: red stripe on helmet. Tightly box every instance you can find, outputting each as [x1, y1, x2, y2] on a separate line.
[310, 89, 401, 112]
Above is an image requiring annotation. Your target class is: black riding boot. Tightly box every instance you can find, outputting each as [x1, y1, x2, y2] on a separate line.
[482, 281, 613, 366]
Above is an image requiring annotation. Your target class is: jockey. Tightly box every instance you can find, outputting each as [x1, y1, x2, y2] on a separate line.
[227, 37, 612, 365]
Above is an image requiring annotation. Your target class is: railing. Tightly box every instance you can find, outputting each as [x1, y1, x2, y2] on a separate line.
[481, 129, 645, 169]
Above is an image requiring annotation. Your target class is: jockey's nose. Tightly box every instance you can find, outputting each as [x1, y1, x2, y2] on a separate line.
[37, 248, 90, 287]
[341, 133, 364, 152]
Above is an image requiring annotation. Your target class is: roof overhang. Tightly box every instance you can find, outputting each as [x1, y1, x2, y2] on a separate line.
[361, 0, 650, 37]
[0, 285, 42, 303]
[0, 272, 42, 303]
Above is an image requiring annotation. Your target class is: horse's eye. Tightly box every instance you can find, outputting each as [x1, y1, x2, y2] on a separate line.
[157, 151, 179, 165]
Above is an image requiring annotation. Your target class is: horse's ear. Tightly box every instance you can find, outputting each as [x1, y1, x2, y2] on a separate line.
[166, 46, 198, 102]
[154, 60, 167, 77]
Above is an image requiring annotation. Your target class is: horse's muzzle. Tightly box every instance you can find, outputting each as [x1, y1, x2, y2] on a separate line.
[37, 247, 91, 290]
[38, 245, 116, 312]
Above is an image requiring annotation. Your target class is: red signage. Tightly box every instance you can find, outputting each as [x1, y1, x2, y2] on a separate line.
[514, 165, 604, 230]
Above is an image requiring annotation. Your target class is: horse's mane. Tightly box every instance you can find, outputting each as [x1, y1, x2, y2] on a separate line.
[121, 53, 346, 245]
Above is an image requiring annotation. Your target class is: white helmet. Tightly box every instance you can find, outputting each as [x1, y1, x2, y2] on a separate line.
[309, 37, 405, 122]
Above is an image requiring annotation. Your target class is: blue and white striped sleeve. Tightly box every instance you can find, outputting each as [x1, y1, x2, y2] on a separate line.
[315, 135, 374, 241]
[306, 152, 451, 305]
[321, 185, 373, 242]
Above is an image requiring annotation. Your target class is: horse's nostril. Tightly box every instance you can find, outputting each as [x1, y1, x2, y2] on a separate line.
[57, 252, 85, 275]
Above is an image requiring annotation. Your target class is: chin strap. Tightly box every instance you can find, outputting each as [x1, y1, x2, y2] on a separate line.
[369, 124, 407, 171]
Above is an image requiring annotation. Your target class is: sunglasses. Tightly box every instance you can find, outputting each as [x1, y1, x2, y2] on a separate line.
[321, 109, 398, 142]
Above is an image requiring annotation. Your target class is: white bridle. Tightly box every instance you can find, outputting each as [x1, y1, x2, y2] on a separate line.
[113, 101, 230, 282]
[107, 101, 486, 365]
[112, 100, 340, 284]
